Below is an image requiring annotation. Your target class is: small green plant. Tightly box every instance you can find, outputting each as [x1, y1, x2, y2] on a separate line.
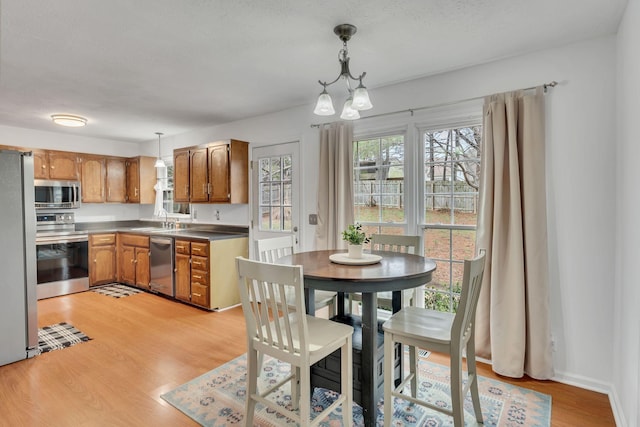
[341, 223, 370, 245]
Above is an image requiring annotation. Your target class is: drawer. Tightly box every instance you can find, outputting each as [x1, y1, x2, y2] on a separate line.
[191, 241, 209, 257]
[175, 240, 191, 255]
[191, 282, 209, 308]
[191, 255, 209, 272]
[190, 269, 209, 286]
[90, 233, 116, 246]
[119, 234, 149, 248]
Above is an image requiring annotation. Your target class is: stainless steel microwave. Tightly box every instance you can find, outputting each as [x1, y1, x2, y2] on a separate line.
[34, 180, 81, 209]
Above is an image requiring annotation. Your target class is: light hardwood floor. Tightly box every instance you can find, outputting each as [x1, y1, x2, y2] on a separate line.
[0, 290, 615, 426]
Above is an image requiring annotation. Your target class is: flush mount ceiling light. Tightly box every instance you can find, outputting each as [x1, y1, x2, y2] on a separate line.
[314, 23, 373, 120]
[51, 114, 87, 127]
[154, 132, 166, 168]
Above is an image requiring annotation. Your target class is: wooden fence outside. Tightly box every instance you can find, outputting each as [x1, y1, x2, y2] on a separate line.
[354, 180, 477, 213]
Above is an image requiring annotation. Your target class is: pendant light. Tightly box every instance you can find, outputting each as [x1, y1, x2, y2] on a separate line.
[154, 132, 166, 168]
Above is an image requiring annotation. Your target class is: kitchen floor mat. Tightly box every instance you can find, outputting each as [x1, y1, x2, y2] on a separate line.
[91, 283, 142, 298]
[38, 322, 92, 354]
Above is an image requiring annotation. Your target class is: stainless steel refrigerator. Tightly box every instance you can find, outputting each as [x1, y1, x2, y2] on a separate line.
[0, 149, 39, 366]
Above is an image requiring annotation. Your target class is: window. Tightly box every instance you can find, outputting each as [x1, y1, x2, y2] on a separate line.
[421, 125, 482, 312]
[351, 106, 482, 313]
[258, 155, 293, 231]
[162, 164, 189, 215]
[353, 135, 406, 241]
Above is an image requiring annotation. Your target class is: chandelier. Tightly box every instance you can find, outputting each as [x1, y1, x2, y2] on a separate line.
[313, 24, 373, 120]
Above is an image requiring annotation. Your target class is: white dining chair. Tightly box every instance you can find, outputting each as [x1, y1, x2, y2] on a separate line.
[236, 256, 354, 426]
[382, 250, 487, 427]
[350, 234, 423, 315]
[257, 235, 338, 317]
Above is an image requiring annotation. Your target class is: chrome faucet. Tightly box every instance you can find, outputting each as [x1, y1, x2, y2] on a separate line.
[161, 210, 169, 228]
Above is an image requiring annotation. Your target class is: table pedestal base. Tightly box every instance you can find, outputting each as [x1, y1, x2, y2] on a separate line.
[310, 314, 401, 408]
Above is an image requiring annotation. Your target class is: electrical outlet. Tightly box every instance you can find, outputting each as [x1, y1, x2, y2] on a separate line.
[309, 214, 318, 225]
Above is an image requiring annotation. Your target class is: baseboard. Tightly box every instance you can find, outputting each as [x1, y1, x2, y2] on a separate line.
[607, 385, 627, 427]
[470, 356, 626, 425]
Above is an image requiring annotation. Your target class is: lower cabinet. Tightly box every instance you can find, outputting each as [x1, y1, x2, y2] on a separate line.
[118, 234, 150, 290]
[89, 233, 117, 286]
[87, 231, 247, 310]
[175, 237, 248, 310]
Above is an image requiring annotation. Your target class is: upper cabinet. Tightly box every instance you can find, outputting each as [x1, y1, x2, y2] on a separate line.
[125, 156, 156, 204]
[80, 155, 156, 204]
[105, 157, 126, 203]
[173, 139, 248, 204]
[173, 148, 190, 203]
[189, 147, 209, 203]
[80, 155, 106, 203]
[33, 149, 79, 181]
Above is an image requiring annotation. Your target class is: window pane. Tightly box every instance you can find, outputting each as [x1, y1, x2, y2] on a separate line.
[354, 135, 405, 225]
[282, 155, 292, 180]
[259, 159, 270, 182]
[283, 183, 292, 205]
[422, 124, 482, 313]
[270, 158, 281, 181]
[282, 207, 292, 231]
[271, 207, 282, 230]
[270, 183, 281, 205]
[259, 183, 270, 205]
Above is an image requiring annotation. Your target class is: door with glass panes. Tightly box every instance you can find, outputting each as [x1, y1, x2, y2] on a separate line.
[251, 142, 301, 252]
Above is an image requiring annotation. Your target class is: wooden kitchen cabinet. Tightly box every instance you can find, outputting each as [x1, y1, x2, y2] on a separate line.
[173, 237, 248, 310]
[173, 148, 190, 203]
[89, 233, 117, 286]
[118, 233, 150, 289]
[174, 239, 209, 308]
[209, 140, 249, 203]
[189, 147, 209, 202]
[126, 156, 156, 204]
[105, 157, 126, 202]
[80, 155, 106, 203]
[172, 139, 249, 204]
[33, 149, 79, 180]
[174, 240, 192, 302]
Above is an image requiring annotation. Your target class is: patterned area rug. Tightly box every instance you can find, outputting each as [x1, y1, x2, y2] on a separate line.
[91, 283, 142, 298]
[161, 353, 551, 426]
[38, 322, 92, 354]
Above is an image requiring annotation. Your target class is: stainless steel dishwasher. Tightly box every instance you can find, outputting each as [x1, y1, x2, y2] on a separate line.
[149, 236, 175, 297]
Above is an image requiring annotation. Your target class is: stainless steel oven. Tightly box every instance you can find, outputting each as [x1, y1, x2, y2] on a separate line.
[35, 213, 89, 299]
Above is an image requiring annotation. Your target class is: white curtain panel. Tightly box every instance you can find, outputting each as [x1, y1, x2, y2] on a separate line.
[475, 87, 554, 379]
[315, 122, 355, 250]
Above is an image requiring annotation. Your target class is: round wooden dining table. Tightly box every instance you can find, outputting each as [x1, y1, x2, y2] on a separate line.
[276, 249, 436, 427]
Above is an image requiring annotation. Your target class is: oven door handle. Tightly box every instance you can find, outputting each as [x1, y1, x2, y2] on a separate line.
[36, 236, 89, 245]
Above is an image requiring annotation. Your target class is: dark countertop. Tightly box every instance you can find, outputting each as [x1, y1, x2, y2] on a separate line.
[119, 228, 248, 241]
[79, 221, 248, 242]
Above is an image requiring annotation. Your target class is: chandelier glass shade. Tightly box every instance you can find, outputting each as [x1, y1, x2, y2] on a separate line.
[313, 24, 372, 120]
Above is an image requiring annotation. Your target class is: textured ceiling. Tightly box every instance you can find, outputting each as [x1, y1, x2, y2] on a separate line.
[0, 0, 628, 143]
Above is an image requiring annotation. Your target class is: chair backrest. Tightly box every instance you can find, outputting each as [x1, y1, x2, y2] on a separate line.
[370, 234, 421, 255]
[451, 250, 487, 347]
[256, 235, 295, 263]
[235, 256, 308, 358]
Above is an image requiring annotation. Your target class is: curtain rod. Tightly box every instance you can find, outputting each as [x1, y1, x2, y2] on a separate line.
[310, 80, 558, 128]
